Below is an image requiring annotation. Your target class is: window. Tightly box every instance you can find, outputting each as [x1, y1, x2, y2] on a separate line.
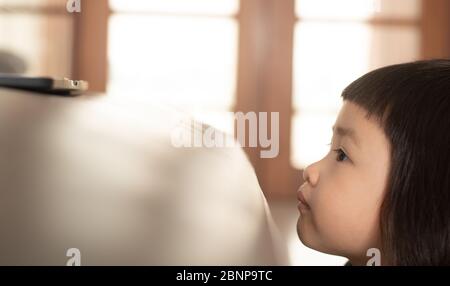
[107, 0, 239, 133]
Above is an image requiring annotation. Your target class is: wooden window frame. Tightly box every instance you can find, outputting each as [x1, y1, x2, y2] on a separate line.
[72, 0, 109, 92]
[235, 0, 297, 199]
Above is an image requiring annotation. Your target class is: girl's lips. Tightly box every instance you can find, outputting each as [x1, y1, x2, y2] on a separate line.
[297, 189, 311, 212]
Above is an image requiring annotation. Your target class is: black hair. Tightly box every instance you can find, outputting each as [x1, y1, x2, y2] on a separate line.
[341, 59, 450, 266]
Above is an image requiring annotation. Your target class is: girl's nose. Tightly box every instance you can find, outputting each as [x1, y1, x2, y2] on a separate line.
[303, 161, 319, 187]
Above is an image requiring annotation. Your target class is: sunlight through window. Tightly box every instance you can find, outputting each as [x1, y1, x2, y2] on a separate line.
[108, 0, 239, 134]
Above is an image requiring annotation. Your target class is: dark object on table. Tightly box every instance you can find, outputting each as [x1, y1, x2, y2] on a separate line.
[0, 75, 88, 96]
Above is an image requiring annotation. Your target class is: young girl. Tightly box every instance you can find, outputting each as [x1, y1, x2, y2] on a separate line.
[296, 59, 450, 266]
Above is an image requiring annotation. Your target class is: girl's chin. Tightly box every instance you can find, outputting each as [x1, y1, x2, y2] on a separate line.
[296, 217, 312, 246]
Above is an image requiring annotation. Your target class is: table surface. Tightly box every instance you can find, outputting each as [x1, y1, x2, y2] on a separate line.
[0, 88, 288, 265]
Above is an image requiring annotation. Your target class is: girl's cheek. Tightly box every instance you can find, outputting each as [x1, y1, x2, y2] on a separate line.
[309, 160, 360, 220]
[311, 171, 363, 228]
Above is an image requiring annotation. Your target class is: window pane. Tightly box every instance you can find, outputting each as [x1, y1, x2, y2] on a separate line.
[291, 112, 337, 168]
[110, 0, 239, 16]
[0, 14, 73, 77]
[368, 26, 420, 68]
[296, 0, 420, 20]
[108, 14, 238, 133]
[293, 22, 420, 111]
[293, 22, 371, 112]
[291, 22, 419, 168]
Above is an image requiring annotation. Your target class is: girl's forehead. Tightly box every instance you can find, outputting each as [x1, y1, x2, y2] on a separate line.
[335, 102, 390, 149]
[336, 102, 370, 130]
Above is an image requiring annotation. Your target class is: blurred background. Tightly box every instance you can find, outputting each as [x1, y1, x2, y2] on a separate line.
[0, 0, 449, 265]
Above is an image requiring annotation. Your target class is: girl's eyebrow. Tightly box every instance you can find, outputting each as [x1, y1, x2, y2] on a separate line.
[332, 125, 360, 148]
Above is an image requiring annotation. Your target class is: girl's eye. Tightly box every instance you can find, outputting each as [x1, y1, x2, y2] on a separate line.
[333, 148, 348, 162]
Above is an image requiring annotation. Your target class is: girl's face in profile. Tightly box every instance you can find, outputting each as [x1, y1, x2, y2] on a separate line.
[297, 101, 391, 265]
